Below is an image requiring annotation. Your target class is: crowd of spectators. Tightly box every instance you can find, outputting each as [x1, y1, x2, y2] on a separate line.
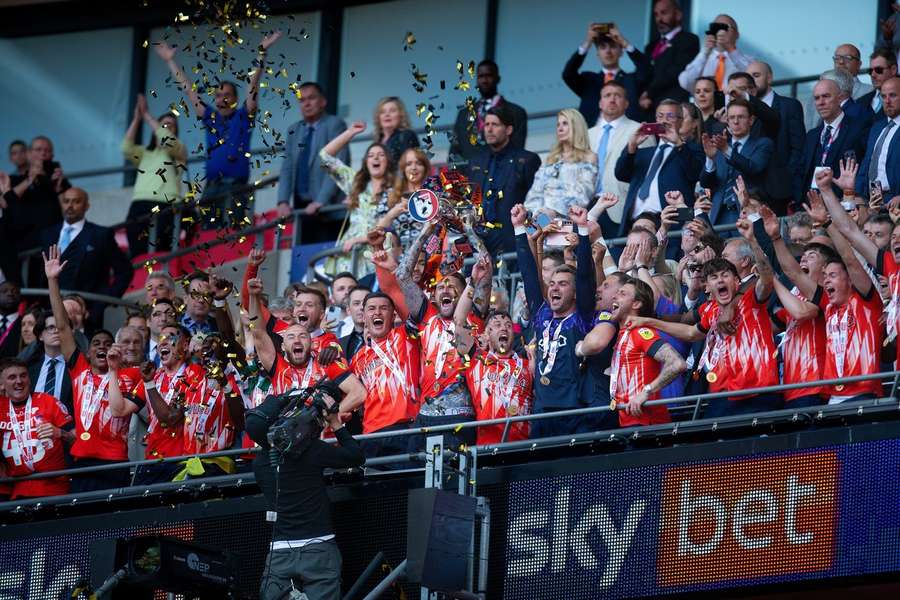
[2, 0, 900, 500]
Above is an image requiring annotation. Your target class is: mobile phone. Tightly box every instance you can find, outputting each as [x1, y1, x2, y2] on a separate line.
[870, 179, 883, 200]
[675, 207, 694, 223]
[639, 123, 667, 136]
[706, 22, 729, 35]
[592, 22, 613, 35]
[545, 219, 575, 247]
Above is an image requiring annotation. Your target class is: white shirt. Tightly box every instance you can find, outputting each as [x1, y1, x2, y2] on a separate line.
[875, 115, 900, 190]
[760, 89, 775, 107]
[632, 142, 674, 217]
[678, 47, 753, 92]
[57, 219, 85, 247]
[34, 353, 65, 399]
[0, 312, 19, 331]
[822, 111, 845, 137]
[148, 337, 159, 363]
[334, 315, 355, 339]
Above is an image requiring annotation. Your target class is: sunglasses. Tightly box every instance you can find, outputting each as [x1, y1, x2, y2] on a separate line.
[872, 66, 890, 75]
[832, 54, 860, 63]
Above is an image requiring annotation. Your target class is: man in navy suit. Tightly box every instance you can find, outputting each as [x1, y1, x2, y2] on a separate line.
[700, 98, 774, 226]
[0, 281, 22, 358]
[821, 69, 874, 129]
[563, 23, 652, 124]
[858, 49, 897, 120]
[748, 61, 805, 214]
[641, 0, 700, 109]
[796, 79, 869, 208]
[614, 99, 704, 237]
[857, 77, 900, 199]
[35, 188, 133, 328]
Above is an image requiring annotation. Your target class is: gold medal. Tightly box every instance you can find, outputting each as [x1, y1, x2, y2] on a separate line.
[80, 432, 91, 441]
[609, 399, 617, 411]
[433, 382, 441, 392]
[185, 415, 192, 424]
[706, 372, 718, 383]
[507, 404, 518, 416]
[540, 375, 550, 386]
[835, 384, 844, 392]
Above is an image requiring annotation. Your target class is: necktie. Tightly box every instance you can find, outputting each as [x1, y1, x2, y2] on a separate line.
[59, 225, 74, 254]
[714, 53, 727, 90]
[873, 94, 883, 114]
[637, 144, 670, 201]
[724, 142, 743, 208]
[867, 121, 896, 184]
[296, 125, 315, 198]
[595, 124, 613, 194]
[604, 71, 615, 84]
[0, 315, 7, 338]
[44, 357, 58, 396]
[651, 38, 669, 60]
[819, 125, 834, 165]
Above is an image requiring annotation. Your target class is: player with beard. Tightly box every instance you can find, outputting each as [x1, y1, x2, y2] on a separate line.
[44, 245, 146, 492]
[454, 255, 533, 444]
[760, 205, 834, 406]
[0, 357, 74, 498]
[512, 204, 597, 437]
[608, 279, 686, 425]
[384, 217, 492, 450]
[628, 218, 780, 417]
[349, 290, 420, 457]
[247, 278, 365, 422]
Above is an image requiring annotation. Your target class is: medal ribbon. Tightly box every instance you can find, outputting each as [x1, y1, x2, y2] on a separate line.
[540, 314, 573, 379]
[826, 305, 851, 377]
[8, 397, 35, 471]
[432, 319, 456, 384]
[79, 372, 110, 432]
[609, 333, 627, 399]
[492, 353, 523, 415]
[189, 378, 221, 444]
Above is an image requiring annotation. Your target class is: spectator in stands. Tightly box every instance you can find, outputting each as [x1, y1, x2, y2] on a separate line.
[276, 81, 348, 242]
[700, 98, 774, 226]
[373, 97, 420, 164]
[180, 273, 217, 335]
[126, 313, 150, 351]
[614, 99, 704, 236]
[34, 187, 133, 328]
[153, 31, 282, 228]
[466, 105, 541, 256]
[589, 82, 654, 236]
[148, 298, 177, 366]
[0, 357, 74, 499]
[449, 60, 528, 164]
[0, 281, 22, 358]
[678, 15, 751, 94]
[18, 307, 38, 351]
[44, 245, 146, 492]
[719, 72, 781, 142]
[857, 77, 900, 198]
[747, 61, 806, 214]
[0, 171, 19, 285]
[691, 77, 724, 134]
[320, 121, 395, 275]
[144, 271, 177, 306]
[680, 102, 704, 142]
[8, 140, 27, 176]
[6, 136, 67, 255]
[378, 147, 430, 250]
[641, 0, 699, 109]
[821, 69, 875, 125]
[860, 49, 898, 118]
[116, 326, 146, 367]
[122, 94, 187, 257]
[877, 6, 899, 62]
[328, 271, 357, 338]
[796, 79, 869, 206]
[339, 286, 370, 361]
[25, 311, 72, 410]
[785, 212, 814, 245]
[804, 44, 875, 129]
[60, 295, 90, 351]
[563, 22, 652, 125]
[524, 109, 598, 218]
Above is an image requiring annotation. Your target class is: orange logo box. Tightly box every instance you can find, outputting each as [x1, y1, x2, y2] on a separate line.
[658, 451, 838, 586]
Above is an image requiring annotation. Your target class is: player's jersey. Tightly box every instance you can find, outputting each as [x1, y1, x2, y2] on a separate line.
[269, 353, 351, 396]
[610, 326, 671, 427]
[531, 306, 594, 411]
[771, 287, 827, 402]
[820, 285, 884, 399]
[697, 287, 778, 398]
[1, 393, 72, 498]
[464, 350, 532, 445]
[183, 372, 240, 454]
[68, 351, 145, 461]
[145, 363, 195, 459]
[416, 304, 482, 416]
[877, 248, 900, 369]
[350, 326, 420, 433]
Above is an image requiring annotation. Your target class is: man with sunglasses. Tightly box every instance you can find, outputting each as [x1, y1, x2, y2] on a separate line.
[859, 49, 898, 119]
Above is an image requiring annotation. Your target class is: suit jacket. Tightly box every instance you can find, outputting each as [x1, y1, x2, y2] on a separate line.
[841, 97, 875, 129]
[588, 118, 653, 223]
[796, 114, 870, 205]
[35, 221, 133, 301]
[450, 96, 528, 164]
[0, 315, 22, 358]
[26, 349, 74, 414]
[613, 141, 704, 236]
[277, 114, 348, 207]
[857, 89, 885, 121]
[466, 144, 541, 255]
[766, 93, 806, 208]
[700, 136, 774, 225]
[0, 192, 21, 286]
[339, 329, 365, 362]
[563, 48, 652, 124]
[644, 30, 700, 104]
[856, 116, 900, 196]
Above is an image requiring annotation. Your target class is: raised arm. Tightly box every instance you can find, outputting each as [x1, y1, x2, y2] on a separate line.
[245, 30, 283, 116]
[393, 221, 434, 322]
[773, 278, 819, 321]
[336, 373, 366, 415]
[736, 218, 774, 302]
[570, 206, 598, 319]
[138, 362, 183, 426]
[43, 245, 77, 362]
[454, 255, 491, 356]
[323, 121, 366, 158]
[818, 162, 878, 266]
[247, 277, 277, 372]
[105, 345, 140, 418]
[512, 204, 545, 317]
[579, 320, 617, 356]
[760, 206, 817, 299]
[628, 316, 706, 343]
[806, 185, 873, 296]
[153, 42, 206, 119]
[465, 219, 493, 316]
[123, 96, 143, 159]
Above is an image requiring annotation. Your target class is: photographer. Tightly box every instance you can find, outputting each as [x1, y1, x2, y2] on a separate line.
[246, 384, 364, 600]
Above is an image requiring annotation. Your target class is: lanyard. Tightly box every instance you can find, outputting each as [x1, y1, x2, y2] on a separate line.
[189, 378, 221, 441]
[826, 305, 851, 377]
[7, 397, 35, 471]
[432, 319, 456, 382]
[819, 122, 841, 165]
[290, 359, 316, 391]
[540, 314, 573, 378]
[79, 371, 110, 432]
[609, 333, 627, 399]
[491, 353, 523, 411]
[886, 274, 900, 344]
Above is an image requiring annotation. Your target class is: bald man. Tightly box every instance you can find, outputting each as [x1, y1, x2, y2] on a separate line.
[678, 14, 753, 93]
[805, 43, 875, 129]
[36, 187, 134, 328]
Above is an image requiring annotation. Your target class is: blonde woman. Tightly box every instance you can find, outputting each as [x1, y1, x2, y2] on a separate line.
[524, 108, 598, 217]
[378, 147, 431, 250]
[373, 96, 420, 163]
[319, 121, 395, 275]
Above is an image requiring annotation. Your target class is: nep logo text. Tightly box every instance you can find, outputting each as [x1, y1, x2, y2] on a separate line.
[657, 451, 838, 585]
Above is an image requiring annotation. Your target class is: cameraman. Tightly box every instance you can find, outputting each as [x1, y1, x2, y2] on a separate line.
[247, 386, 365, 600]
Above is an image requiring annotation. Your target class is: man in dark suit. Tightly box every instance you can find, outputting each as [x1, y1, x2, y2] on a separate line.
[338, 285, 369, 361]
[856, 77, 900, 198]
[25, 311, 73, 414]
[563, 23, 652, 124]
[858, 49, 897, 120]
[641, 0, 700, 108]
[276, 81, 348, 242]
[700, 99, 774, 226]
[465, 105, 541, 256]
[450, 60, 528, 165]
[0, 281, 22, 358]
[796, 79, 869, 207]
[823, 69, 875, 129]
[748, 61, 806, 214]
[35, 187, 133, 328]
[614, 99, 704, 237]
[0, 178, 20, 286]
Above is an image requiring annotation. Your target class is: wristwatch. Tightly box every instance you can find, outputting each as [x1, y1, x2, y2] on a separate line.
[641, 384, 653, 395]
